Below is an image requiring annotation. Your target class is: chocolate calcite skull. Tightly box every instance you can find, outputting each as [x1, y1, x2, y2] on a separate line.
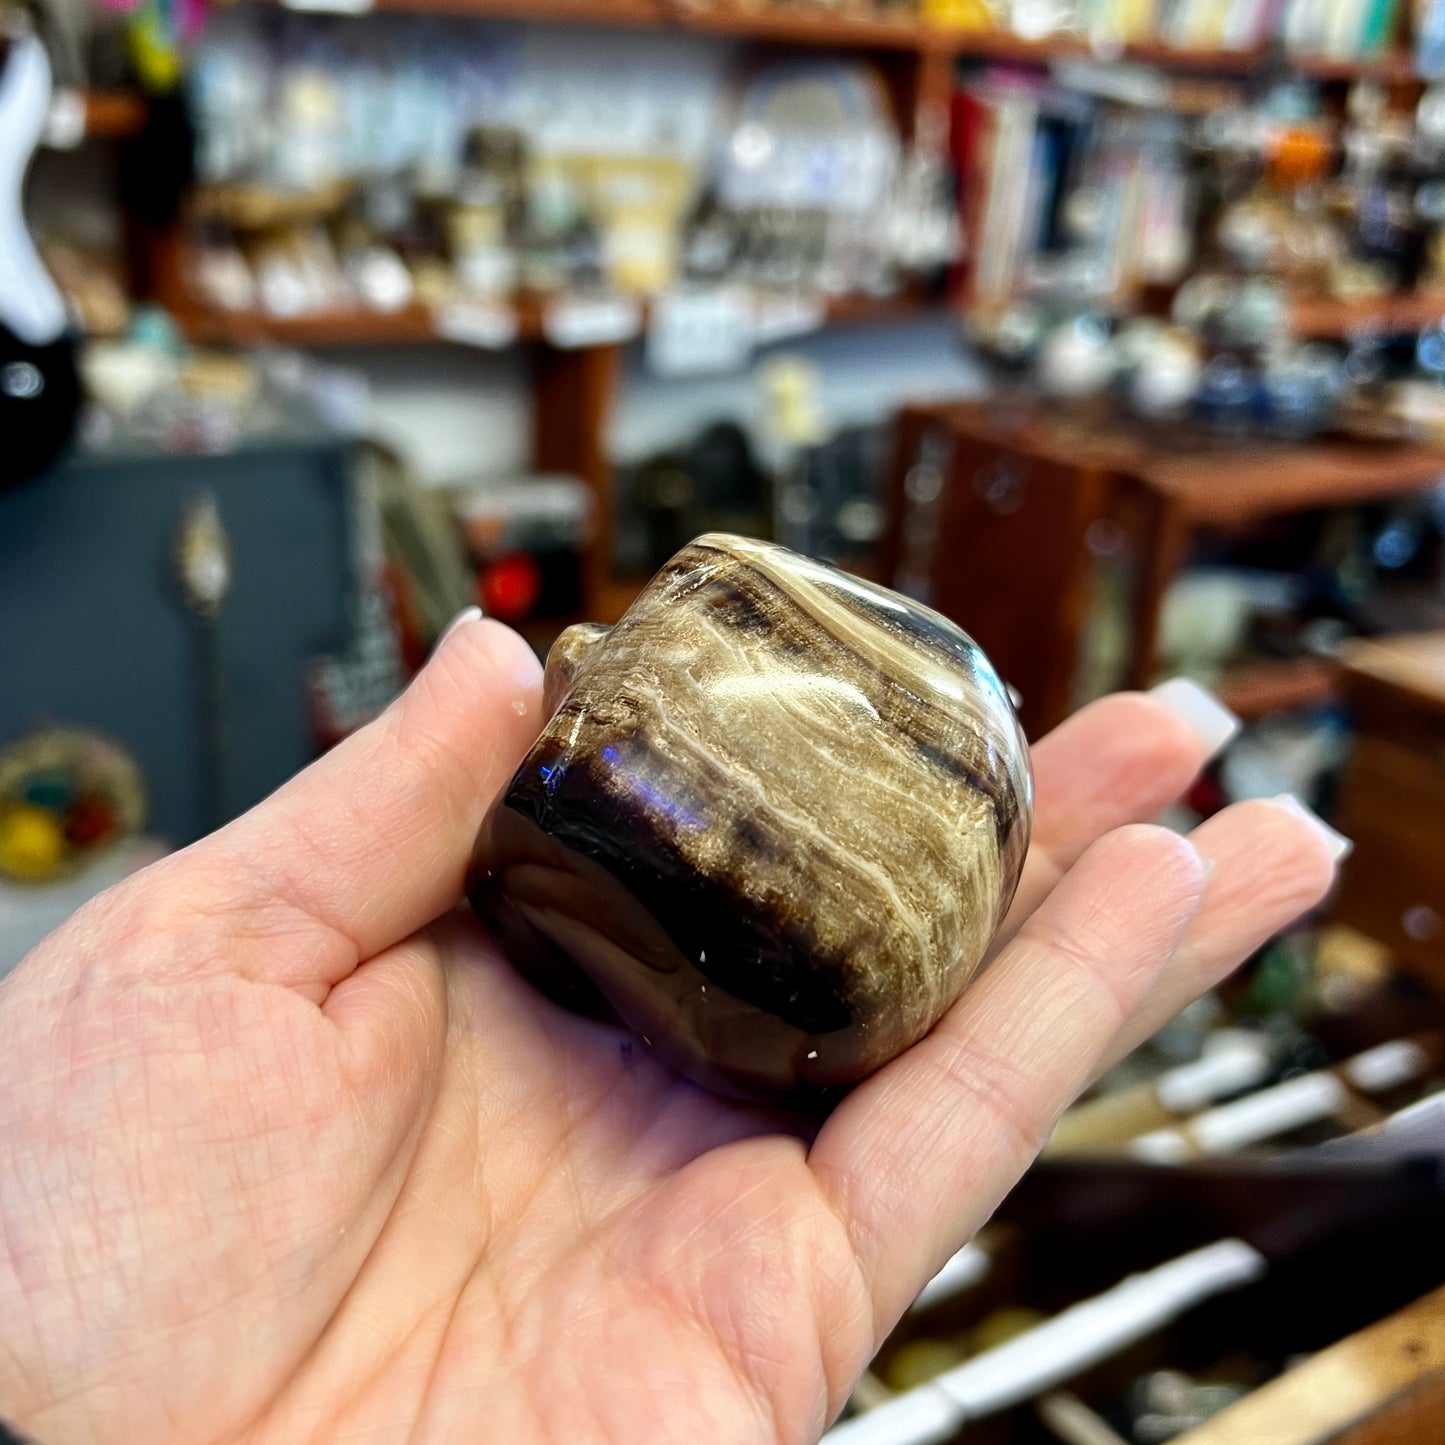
[468, 534, 1032, 1104]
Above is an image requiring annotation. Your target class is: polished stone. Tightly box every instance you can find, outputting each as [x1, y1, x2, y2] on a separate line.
[468, 534, 1032, 1105]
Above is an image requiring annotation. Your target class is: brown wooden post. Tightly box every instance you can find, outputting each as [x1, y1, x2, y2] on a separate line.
[533, 340, 625, 620]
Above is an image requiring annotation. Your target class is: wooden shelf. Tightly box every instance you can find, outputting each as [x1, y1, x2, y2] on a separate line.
[248, 1, 1422, 79]
[954, 33, 1417, 78]
[822, 290, 947, 324]
[954, 33, 1258, 71]
[1216, 656, 1341, 719]
[175, 302, 456, 346]
[1292, 48, 1417, 80]
[677, 1, 946, 50]
[1135, 437, 1445, 525]
[1290, 292, 1445, 339]
[172, 290, 942, 348]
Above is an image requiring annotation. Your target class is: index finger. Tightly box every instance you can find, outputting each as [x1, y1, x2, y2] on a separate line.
[995, 681, 1239, 951]
[809, 824, 1205, 1336]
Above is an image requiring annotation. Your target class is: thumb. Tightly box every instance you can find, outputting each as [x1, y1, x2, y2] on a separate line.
[48, 614, 545, 1001]
[209, 612, 544, 995]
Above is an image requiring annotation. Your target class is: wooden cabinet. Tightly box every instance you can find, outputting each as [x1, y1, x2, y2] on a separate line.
[882, 403, 1445, 739]
[1333, 633, 1445, 987]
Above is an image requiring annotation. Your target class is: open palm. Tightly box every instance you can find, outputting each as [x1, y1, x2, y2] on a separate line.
[0, 618, 1340, 1445]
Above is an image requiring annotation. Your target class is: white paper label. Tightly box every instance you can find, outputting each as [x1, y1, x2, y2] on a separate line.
[646, 286, 754, 377]
[1129, 1128, 1191, 1164]
[752, 290, 828, 346]
[543, 293, 642, 350]
[281, 0, 373, 13]
[1190, 1071, 1347, 1155]
[1156, 1032, 1274, 1115]
[1344, 1039, 1428, 1095]
[432, 300, 520, 351]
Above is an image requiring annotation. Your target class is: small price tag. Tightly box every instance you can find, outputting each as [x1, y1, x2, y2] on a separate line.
[751, 290, 827, 346]
[542, 293, 643, 350]
[432, 300, 520, 351]
[646, 286, 755, 378]
[280, 0, 373, 14]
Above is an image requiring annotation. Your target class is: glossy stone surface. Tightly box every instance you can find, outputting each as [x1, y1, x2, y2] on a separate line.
[467, 534, 1032, 1104]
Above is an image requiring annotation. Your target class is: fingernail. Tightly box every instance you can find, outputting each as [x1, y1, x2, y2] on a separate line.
[1149, 677, 1242, 758]
[436, 605, 483, 652]
[1269, 793, 1354, 864]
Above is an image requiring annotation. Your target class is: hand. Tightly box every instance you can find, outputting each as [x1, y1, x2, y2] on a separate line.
[0, 618, 1342, 1444]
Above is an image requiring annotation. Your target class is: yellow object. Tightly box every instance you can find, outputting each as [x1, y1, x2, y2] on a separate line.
[125, 9, 182, 94]
[760, 357, 827, 448]
[922, 0, 1000, 30]
[883, 1337, 968, 1391]
[546, 153, 699, 295]
[0, 804, 68, 881]
[970, 1306, 1047, 1354]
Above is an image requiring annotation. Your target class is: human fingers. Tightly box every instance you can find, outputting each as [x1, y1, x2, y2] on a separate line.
[212, 613, 544, 993]
[810, 824, 1206, 1336]
[997, 683, 1238, 951]
[1092, 795, 1347, 1075]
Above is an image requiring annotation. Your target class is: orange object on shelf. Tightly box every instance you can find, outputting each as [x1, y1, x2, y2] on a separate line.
[1267, 125, 1334, 187]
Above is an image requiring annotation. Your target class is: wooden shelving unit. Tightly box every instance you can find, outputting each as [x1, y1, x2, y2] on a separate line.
[187, 0, 1432, 650]
[884, 401, 1445, 734]
[1290, 292, 1445, 339]
[253, 0, 1423, 80]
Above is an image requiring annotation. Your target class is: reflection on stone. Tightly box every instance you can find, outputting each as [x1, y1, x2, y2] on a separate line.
[468, 533, 1033, 1106]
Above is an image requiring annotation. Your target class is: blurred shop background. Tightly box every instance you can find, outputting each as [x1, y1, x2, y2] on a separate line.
[4, 0, 1445, 1440]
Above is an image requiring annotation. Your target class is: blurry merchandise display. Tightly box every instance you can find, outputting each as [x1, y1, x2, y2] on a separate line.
[618, 419, 773, 572]
[78, 318, 371, 453]
[954, 59, 1445, 441]
[631, 0, 1445, 65]
[930, 0, 1445, 60]
[181, 12, 959, 334]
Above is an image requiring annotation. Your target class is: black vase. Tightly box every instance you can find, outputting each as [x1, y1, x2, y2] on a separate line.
[0, 322, 79, 487]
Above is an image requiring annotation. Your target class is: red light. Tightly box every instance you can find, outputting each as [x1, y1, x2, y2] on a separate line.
[482, 553, 543, 623]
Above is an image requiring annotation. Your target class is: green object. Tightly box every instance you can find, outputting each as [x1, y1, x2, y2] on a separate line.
[1238, 939, 1310, 1018]
[1361, 0, 1404, 54]
[22, 770, 75, 811]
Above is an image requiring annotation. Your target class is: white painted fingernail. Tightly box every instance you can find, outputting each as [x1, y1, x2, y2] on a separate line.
[1149, 677, 1242, 758]
[1269, 793, 1353, 864]
[437, 605, 483, 651]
